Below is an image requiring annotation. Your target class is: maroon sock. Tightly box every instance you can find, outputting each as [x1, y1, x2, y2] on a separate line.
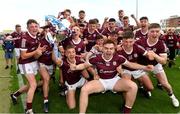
[123, 105, 132, 114]
[14, 91, 21, 97]
[44, 96, 48, 103]
[44, 96, 48, 100]
[26, 102, 32, 110]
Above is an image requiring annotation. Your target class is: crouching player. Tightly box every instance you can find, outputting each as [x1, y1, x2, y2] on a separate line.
[70, 40, 154, 113]
[118, 31, 154, 98]
[136, 23, 179, 107]
[56, 45, 89, 109]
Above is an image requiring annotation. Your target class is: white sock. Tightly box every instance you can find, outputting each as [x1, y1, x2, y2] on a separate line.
[170, 94, 176, 99]
[44, 99, 48, 103]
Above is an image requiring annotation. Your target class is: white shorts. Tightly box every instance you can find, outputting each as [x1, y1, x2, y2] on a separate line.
[122, 69, 146, 79]
[39, 62, 54, 75]
[19, 61, 39, 75]
[14, 48, 20, 57]
[65, 77, 86, 90]
[153, 63, 164, 74]
[99, 75, 121, 91]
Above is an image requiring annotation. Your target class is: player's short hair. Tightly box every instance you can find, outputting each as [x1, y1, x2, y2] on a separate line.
[15, 24, 21, 28]
[108, 18, 116, 22]
[93, 18, 99, 24]
[148, 23, 161, 30]
[124, 27, 133, 32]
[96, 35, 103, 40]
[123, 16, 129, 20]
[27, 19, 38, 26]
[140, 16, 148, 21]
[118, 10, 124, 13]
[89, 19, 97, 24]
[79, 10, 85, 14]
[109, 31, 118, 36]
[78, 23, 86, 27]
[65, 44, 75, 51]
[64, 9, 71, 14]
[122, 31, 134, 39]
[103, 39, 116, 46]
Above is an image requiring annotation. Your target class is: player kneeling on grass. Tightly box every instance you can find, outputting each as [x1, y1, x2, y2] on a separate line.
[70, 40, 154, 113]
[117, 31, 154, 98]
[56, 45, 89, 109]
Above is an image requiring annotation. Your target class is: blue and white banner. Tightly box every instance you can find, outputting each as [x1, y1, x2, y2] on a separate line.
[45, 15, 70, 31]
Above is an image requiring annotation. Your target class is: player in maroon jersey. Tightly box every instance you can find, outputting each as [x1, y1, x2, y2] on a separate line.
[134, 16, 149, 40]
[11, 24, 24, 73]
[60, 26, 88, 96]
[118, 31, 153, 98]
[83, 19, 100, 51]
[93, 18, 101, 31]
[85, 35, 104, 61]
[10, 19, 47, 114]
[101, 18, 122, 38]
[70, 40, 153, 113]
[136, 23, 179, 107]
[37, 26, 57, 113]
[10, 25, 61, 113]
[56, 45, 89, 109]
[120, 16, 139, 32]
[164, 28, 179, 67]
[61, 26, 86, 58]
[76, 10, 88, 28]
[108, 31, 122, 45]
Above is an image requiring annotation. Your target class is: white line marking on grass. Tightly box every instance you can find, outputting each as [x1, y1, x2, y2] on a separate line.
[15, 63, 26, 110]
[16, 73, 26, 110]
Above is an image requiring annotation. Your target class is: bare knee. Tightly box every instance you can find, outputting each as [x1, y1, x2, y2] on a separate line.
[43, 76, 50, 84]
[128, 81, 138, 92]
[66, 91, 76, 109]
[81, 85, 91, 95]
[29, 82, 37, 91]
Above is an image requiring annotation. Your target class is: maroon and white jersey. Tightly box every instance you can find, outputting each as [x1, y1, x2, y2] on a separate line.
[38, 37, 54, 65]
[77, 19, 88, 28]
[164, 34, 178, 48]
[19, 32, 39, 64]
[89, 53, 127, 79]
[135, 38, 167, 65]
[118, 44, 147, 71]
[11, 31, 24, 48]
[134, 29, 148, 40]
[101, 27, 121, 37]
[60, 57, 84, 85]
[83, 29, 100, 51]
[61, 37, 86, 55]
